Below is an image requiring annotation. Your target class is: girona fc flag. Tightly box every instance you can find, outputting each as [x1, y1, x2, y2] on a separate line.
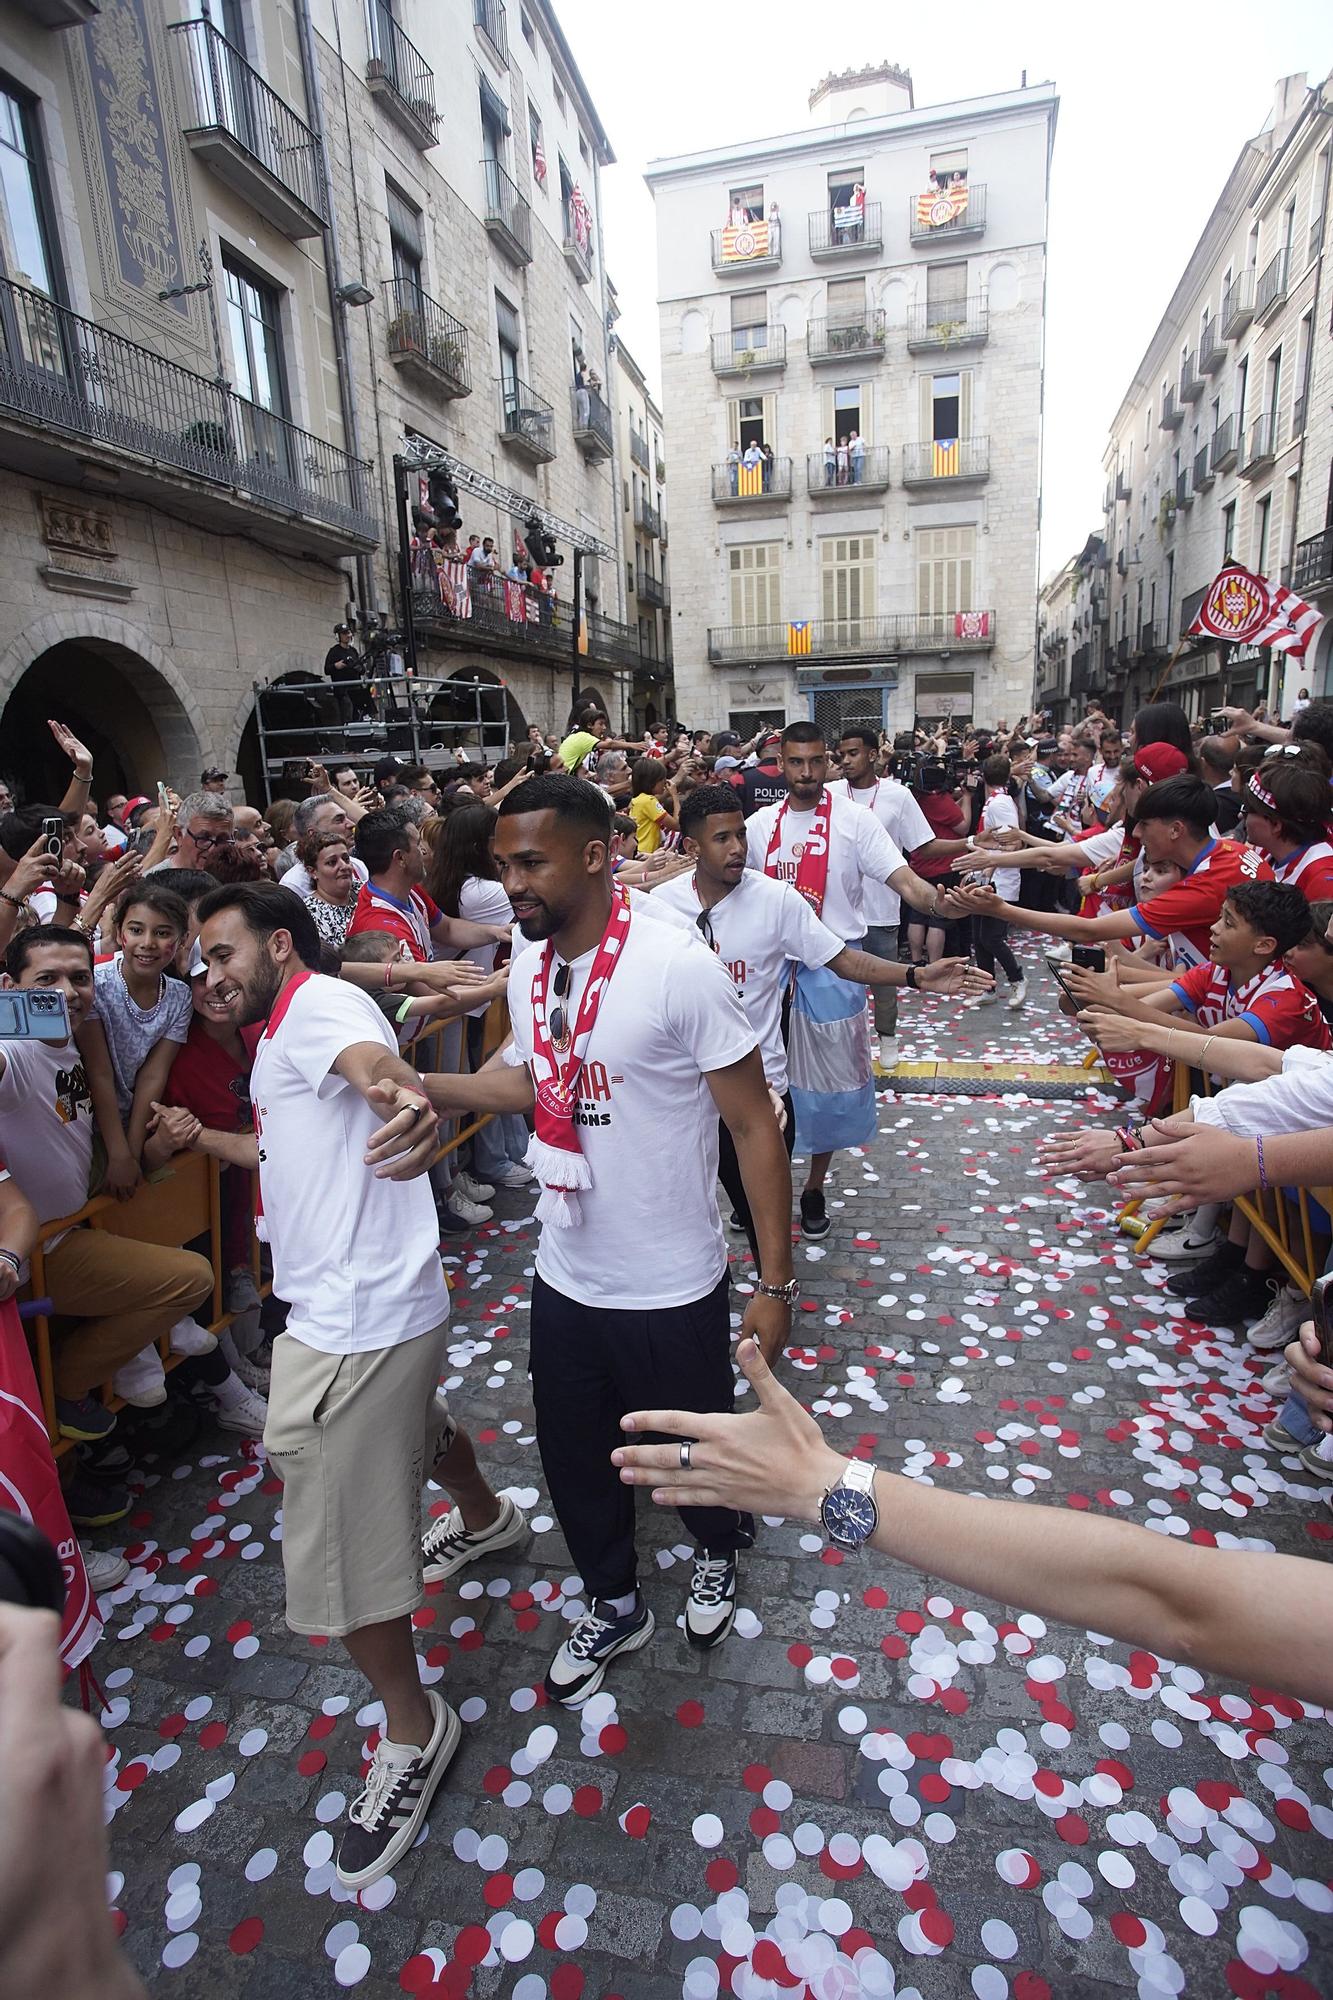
[1189, 563, 1319, 659]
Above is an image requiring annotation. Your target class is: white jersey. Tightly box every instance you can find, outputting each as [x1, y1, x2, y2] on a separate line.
[828, 778, 932, 925]
[745, 791, 904, 943]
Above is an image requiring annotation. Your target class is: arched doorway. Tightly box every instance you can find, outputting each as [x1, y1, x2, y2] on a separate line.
[426, 669, 526, 760]
[0, 626, 206, 805]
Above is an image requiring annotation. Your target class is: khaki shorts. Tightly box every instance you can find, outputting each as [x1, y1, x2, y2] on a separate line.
[263, 1322, 455, 1638]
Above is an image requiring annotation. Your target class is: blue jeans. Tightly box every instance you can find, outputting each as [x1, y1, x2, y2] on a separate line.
[1278, 1389, 1320, 1446]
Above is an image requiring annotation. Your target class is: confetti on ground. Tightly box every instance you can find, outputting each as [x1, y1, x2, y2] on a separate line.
[90, 943, 1332, 1996]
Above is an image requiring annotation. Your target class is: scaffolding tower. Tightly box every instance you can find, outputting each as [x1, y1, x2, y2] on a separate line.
[251, 671, 509, 805]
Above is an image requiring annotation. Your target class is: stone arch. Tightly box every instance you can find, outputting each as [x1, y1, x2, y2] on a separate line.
[0, 608, 211, 800]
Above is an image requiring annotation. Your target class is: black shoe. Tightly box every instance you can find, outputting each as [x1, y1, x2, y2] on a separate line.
[726, 1210, 746, 1234]
[800, 1189, 830, 1239]
[685, 1551, 737, 1650]
[1166, 1241, 1244, 1298]
[335, 1688, 460, 1891]
[1186, 1268, 1275, 1327]
[544, 1597, 655, 1706]
[64, 1473, 131, 1528]
[436, 1203, 472, 1237]
[56, 1395, 116, 1443]
[75, 1436, 136, 1483]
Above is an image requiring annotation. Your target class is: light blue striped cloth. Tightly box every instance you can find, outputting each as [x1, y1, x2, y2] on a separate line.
[788, 961, 876, 1155]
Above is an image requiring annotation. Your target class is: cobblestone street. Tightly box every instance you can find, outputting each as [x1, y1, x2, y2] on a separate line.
[95, 947, 1333, 2000]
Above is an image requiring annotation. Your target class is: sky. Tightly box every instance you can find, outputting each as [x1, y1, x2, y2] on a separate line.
[558, 0, 1331, 583]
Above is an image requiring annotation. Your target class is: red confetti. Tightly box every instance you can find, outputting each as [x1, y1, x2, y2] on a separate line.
[676, 1699, 705, 1728]
[571, 1785, 602, 1817]
[229, 1918, 264, 1955]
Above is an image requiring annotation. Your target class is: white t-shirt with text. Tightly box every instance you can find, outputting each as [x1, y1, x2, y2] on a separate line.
[829, 778, 932, 926]
[980, 789, 1021, 902]
[0, 1036, 95, 1268]
[745, 792, 905, 943]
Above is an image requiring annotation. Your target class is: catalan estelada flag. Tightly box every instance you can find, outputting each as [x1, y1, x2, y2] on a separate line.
[737, 462, 764, 496]
[787, 621, 812, 655]
[932, 438, 960, 477]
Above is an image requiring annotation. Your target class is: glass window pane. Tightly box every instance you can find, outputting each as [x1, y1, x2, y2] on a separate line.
[0, 89, 53, 295]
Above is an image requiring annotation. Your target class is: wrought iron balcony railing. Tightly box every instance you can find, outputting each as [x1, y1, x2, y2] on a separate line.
[636, 570, 666, 610]
[1292, 529, 1333, 594]
[1240, 410, 1279, 475]
[1210, 413, 1237, 472]
[706, 610, 997, 665]
[806, 312, 886, 364]
[383, 279, 470, 397]
[366, 1, 438, 148]
[909, 182, 986, 242]
[901, 437, 990, 485]
[906, 298, 988, 351]
[633, 492, 661, 536]
[498, 376, 555, 462]
[169, 19, 322, 240]
[1193, 444, 1214, 491]
[473, 0, 508, 64]
[629, 427, 650, 471]
[562, 197, 594, 282]
[711, 327, 786, 374]
[1221, 270, 1255, 339]
[711, 457, 792, 503]
[571, 381, 613, 459]
[1159, 387, 1182, 431]
[805, 447, 889, 493]
[0, 275, 375, 541]
[481, 158, 531, 264]
[808, 201, 883, 257]
[1199, 317, 1226, 373]
[1179, 350, 1203, 402]
[710, 220, 782, 273]
[1256, 248, 1288, 318]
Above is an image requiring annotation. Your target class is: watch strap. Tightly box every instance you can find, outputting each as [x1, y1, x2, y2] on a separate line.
[839, 1457, 876, 1498]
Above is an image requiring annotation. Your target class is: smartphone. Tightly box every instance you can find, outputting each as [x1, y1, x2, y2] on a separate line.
[1210, 711, 1228, 733]
[0, 989, 70, 1042]
[1072, 945, 1106, 973]
[41, 814, 63, 861]
[1310, 1272, 1333, 1369]
[1044, 953, 1080, 1006]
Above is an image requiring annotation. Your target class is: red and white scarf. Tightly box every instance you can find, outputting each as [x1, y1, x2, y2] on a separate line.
[525, 891, 632, 1227]
[763, 789, 833, 917]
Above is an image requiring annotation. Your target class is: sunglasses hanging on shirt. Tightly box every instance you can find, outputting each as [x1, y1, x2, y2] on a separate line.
[549, 960, 572, 1047]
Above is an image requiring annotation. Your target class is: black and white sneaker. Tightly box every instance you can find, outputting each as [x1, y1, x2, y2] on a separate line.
[800, 1189, 830, 1239]
[421, 1493, 528, 1584]
[335, 1687, 460, 1890]
[544, 1598, 654, 1706]
[685, 1551, 737, 1650]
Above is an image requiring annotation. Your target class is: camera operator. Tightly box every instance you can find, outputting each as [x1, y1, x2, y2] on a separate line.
[324, 623, 371, 723]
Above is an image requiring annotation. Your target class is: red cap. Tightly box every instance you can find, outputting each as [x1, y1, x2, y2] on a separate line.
[122, 795, 154, 818]
[1132, 744, 1188, 787]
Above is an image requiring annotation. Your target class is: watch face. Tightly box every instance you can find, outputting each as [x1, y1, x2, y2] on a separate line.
[820, 1485, 877, 1549]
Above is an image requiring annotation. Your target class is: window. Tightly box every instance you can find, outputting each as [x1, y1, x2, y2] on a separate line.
[1313, 148, 1331, 257]
[832, 383, 863, 441]
[728, 543, 782, 627]
[826, 275, 865, 325]
[916, 526, 976, 617]
[386, 179, 423, 299]
[929, 148, 968, 183]
[926, 260, 967, 325]
[1236, 355, 1248, 434]
[198, 0, 244, 45]
[528, 102, 546, 193]
[479, 76, 510, 163]
[1265, 348, 1281, 427]
[578, 132, 589, 165]
[495, 287, 521, 402]
[1295, 312, 1313, 424]
[923, 370, 967, 443]
[1222, 501, 1236, 560]
[727, 392, 773, 451]
[520, 9, 535, 49]
[223, 254, 286, 416]
[820, 534, 875, 631]
[552, 75, 565, 117]
[728, 183, 764, 224]
[1255, 493, 1271, 574]
[730, 288, 767, 351]
[0, 80, 61, 297]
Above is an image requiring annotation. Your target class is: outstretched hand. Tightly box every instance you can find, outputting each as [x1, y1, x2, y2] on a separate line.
[47, 719, 92, 775]
[916, 957, 993, 997]
[364, 1080, 440, 1178]
[1107, 1121, 1259, 1207]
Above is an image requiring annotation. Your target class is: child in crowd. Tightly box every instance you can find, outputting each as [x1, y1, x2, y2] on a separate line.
[610, 814, 638, 871]
[337, 931, 506, 1048]
[972, 754, 1026, 1011]
[628, 759, 678, 857]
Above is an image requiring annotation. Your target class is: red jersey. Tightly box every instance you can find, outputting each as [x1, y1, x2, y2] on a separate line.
[346, 882, 441, 962]
[164, 1016, 263, 1130]
[1170, 960, 1331, 1051]
[1130, 839, 1272, 969]
[914, 791, 967, 881]
[1273, 842, 1333, 901]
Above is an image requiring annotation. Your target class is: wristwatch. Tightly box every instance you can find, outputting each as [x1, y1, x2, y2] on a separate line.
[904, 963, 919, 989]
[820, 1458, 879, 1551]
[756, 1277, 799, 1304]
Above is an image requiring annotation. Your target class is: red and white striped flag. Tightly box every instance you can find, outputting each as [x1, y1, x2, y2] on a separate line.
[532, 134, 547, 187]
[1189, 562, 1320, 659]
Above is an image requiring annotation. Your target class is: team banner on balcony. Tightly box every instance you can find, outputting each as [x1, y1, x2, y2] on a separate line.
[721, 221, 770, 262]
[915, 180, 968, 231]
[1188, 563, 1319, 659]
[954, 610, 991, 640]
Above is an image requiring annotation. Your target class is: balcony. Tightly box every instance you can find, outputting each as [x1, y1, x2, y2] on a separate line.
[1293, 529, 1333, 594]
[1210, 414, 1237, 473]
[807, 312, 886, 365]
[636, 571, 667, 610]
[562, 197, 594, 284]
[481, 159, 531, 265]
[901, 436, 990, 486]
[711, 457, 792, 505]
[413, 565, 571, 666]
[633, 492, 662, 537]
[383, 281, 470, 399]
[498, 377, 555, 464]
[1116, 634, 1132, 667]
[909, 181, 987, 243]
[808, 201, 883, 258]
[1256, 248, 1288, 320]
[1116, 468, 1131, 502]
[169, 20, 323, 241]
[473, 0, 508, 65]
[570, 382, 613, 460]
[586, 611, 646, 673]
[710, 220, 782, 275]
[1239, 410, 1279, 477]
[1140, 619, 1166, 657]
[805, 447, 890, 495]
[1199, 318, 1226, 373]
[1176, 466, 1193, 510]
[629, 428, 650, 472]
[1159, 387, 1182, 431]
[29, 0, 98, 22]
[0, 276, 376, 552]
[706, 610, 996, 665]
[711, 327, 786, 375]
[1221, 270, 1255, 340]
[906, 298, 988, 353]
[1194, 443, 1214, 492]
[366, 1, 438, 150]
[1179, 351, 1203, 402]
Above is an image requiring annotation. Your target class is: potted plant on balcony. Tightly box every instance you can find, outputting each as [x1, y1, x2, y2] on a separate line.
[428, 331, 465, 381]
[1157, 492, 1177, 538]
[386, 309, 425, 356]
[655, 455, 666, 482]
[182, 417, 231, 457]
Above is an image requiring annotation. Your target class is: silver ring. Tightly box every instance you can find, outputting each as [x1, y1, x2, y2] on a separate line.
[679, 1442, 692, 1470]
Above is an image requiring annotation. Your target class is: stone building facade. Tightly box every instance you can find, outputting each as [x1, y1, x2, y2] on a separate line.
[1098, 73, 1333, 725]
[608, 326, 672, 731]
[646, 64, 1056, 742]
[0, 0, 626, 803]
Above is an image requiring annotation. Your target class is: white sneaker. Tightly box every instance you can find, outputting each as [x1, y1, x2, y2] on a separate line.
[422, 1493, 528, 1583]
[169, 1316, 217, 1357]
[970, 991, 998, 1007]
[490, 1162, 535, 1188]
[82, 1545, 129, 1592]
[446, 1190, 493, 1226]
[877, 1035, 899, 1069]
[213, 1382, 269, 1437]
[453, 1170, 495, 1204]
[1046, 943, 1072, 962]
[112, 1346, 167, 1408]
[1246, 1286, 1309, 1353]
[1006, 979, 1027, 1011]
[219, 1326, 270, 1391]
[1261, 1359, 1291, 1396]
[1147, 1223, 1219, 1263]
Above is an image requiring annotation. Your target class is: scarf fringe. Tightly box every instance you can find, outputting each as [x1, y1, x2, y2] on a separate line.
[534, 1184, 584, 1228]
[525, 1133, 593, 1192]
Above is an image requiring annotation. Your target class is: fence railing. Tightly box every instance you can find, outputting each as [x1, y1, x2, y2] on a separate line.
[711, 327, 786, 373]
[481, 157, 531, 260]
[170, 18, 322, 221]
[570, 381, 613, 454]
[901, 437, 990, 483]
[808, 200, 882, 255]
[711, 457, 792, 501]
[367, 0, 438, 139]
[707, 611, 996, 663]
[383, 278, 470, 395]
[807, 312, 886, 362]
[804, 446, 890, 492]
[909, 181, 986, 241]
[499, 376, 554, 458]
[905, 298, 988, 349]
[473, 0, 508, 61]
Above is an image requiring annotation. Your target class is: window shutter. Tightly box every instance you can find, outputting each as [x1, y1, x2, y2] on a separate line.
[820, 386, 835, 443]
[919, 375, 933, 442]
[495, 293, 521, 349]
[762, 392, 776, 444]
[386, 181, 423, 257]
[960, 371, 973, 439]
[859, 382, 873, 443]
[726, 397, 741, 450]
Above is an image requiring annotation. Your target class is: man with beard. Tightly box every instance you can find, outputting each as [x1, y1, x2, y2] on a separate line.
[193, 883, 525, 1890]
[414, 774, 794, 1703]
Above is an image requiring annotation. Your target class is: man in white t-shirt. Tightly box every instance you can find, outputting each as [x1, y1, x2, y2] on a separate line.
[745, 722, 948, 1239]
[972, 753, 1028, 1010]
[831, 727, 962, 1068]
[418, 774, 795, 1704]
[192, 883, 525, 1892]
[655, 785, 989, 1261]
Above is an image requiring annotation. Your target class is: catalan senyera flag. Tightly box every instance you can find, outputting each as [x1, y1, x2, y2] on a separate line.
[721, 219, 770, 262]
[932, 438, 960, 478]
[737, 461, 764, 496]
[915, 182, 969, 231]
[787, 621, 812, 656]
